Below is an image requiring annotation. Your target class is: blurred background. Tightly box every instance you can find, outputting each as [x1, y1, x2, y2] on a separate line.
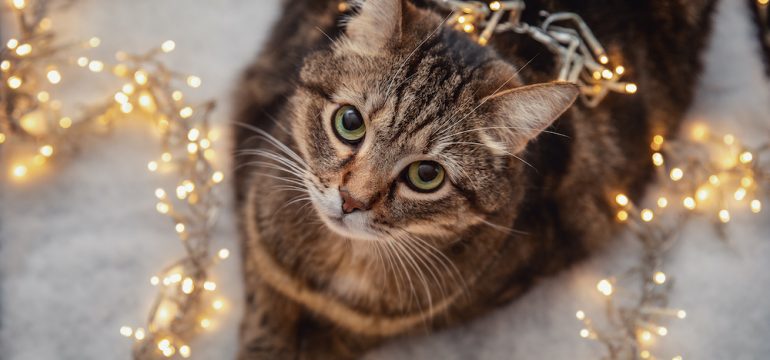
[0, 0, 769, 359]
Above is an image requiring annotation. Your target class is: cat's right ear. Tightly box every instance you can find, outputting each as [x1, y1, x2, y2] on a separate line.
[345, 0, 408, 52]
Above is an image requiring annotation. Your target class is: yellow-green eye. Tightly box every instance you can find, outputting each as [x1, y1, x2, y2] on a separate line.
[406, 161, 445, 192]
[333, 105, 365, 144]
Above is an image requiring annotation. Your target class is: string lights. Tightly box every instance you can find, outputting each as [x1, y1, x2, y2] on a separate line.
[575, 125, 768, 359]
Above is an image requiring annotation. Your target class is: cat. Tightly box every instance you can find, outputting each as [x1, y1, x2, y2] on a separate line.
[232, 0, 716, 358]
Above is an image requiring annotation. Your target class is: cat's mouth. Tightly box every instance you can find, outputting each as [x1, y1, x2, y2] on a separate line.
[307, 186, 382, 241]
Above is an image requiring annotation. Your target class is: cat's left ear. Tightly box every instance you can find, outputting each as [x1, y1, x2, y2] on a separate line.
[484, 82, 579, 153]
[346, 0, 408, 52]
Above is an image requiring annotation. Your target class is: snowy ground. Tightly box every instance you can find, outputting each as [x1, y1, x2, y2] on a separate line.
[1, 0, 769, 359]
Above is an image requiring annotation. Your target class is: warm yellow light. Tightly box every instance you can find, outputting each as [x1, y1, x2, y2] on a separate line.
[179, 106, 194, 119]
[657, 197, 668, 208]
[641, 209, 654, 222]
[653, 271, 666, 284]
[134, 70, 149, 85]
[15, 43, 32, 56]
[601, 69, 613, 79]
[614, 65, 625, 75]
[669, 168, 683, 181]
[134, 328, 146, 340]
[172, 91, 183, 101]
[175, 223, 186, 234]
[121, 83, 135, 95]
[156, 202, 170, 214]
[113, 64, 129, 77]
[212, 171, 224, 183]
[6, 39, 19, 50]
[176, 185, 188, 200]
[640, 351, 650, 359]
[652, 152, 664, 166]
[187, 142, 198, 154]
[200, 318, 211, 329]
[203, 281, 217, 291]
[138, 92, 155, 111]
[579, 329, 590, 338]
[7, 76, 23, 89]
[59, 117, 72, 129]
[696, 186, 710, 201]
[723, 134, 735, 145]
[179, 345, 191, 358]
[708, 175, 720, 186]
[45, 69, 62, 84]
[188, 128, 201, 141]
[12, 164, 28, 178]
[691, 123, 709, 141]
[120, 102, 133, 114]
[677, 310, 687, 319]
[624, 83, 638, 94]
[11, 0, 25, 10]
[37, 91, 50, 102]
[734, 188, 747, 201]
[204, 149, 216, 161]
[161, 40, 176, 53]
[683, 197, 696, 210]
[150, 276, 160, 286]
[739, 151, 753, 164]
[599, 55, 609, 64]
[77, 57, 89, 67]
[751, 199, 762, 213]
[114, 92, 129, 104]
[88, 60, 104, 72]
[616, 210, 628, 222]
[463, 23, 475, 33]
[181, 277, 194, 294]
[760, 0, 769, 5]
[718, 209, 730, 223]
[652, 134, 664, 145]
[672, 356, 683, 360]
[148, 161, 159, 172]
[575, 310, 585, 320]
[119, 326, 133, 337]
[39, 145, 54, 157]
[161, 152, 172, 162]
[212, 299, 224, 311]
[615, 193, 629, 206]
[639, 330, 653, 343]
[0, 133, 5, 144]
[155, 188, 166, 199]
[186, 75, 202, 88]
[489, 1, 501, 11]
[657, 327, 668, 336]
[741, 176, 753, 188]
[596, 279, 613, 296]
[217, 248, 230, 259]
[199, 138, 211, 149]
[88, 37, 101, 47]
[0, 60, 10, 71]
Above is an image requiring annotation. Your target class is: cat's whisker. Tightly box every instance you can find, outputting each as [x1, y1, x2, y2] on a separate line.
[233, 122, 309, 168]
[387, 231, 434, 322]
[440, 141, 536, 171]
[475, 216, 529, 236]
[241, 161, 308, 180]
[383, 237, 418, 311]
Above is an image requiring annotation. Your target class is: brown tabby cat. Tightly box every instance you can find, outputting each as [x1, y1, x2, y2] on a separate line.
[233, 0, 716, 358]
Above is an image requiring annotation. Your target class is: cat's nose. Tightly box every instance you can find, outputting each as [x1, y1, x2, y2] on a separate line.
[339, 187, 368, 214]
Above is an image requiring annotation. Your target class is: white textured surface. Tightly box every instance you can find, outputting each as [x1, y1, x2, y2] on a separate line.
[1, 0, 769, 359]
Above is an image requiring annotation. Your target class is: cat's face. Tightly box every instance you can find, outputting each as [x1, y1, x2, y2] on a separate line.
[288, 0, 577, 243]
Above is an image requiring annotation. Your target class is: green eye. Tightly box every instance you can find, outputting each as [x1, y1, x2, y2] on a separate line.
[406, 161, 445, 192]
[333, 105, 366, 144]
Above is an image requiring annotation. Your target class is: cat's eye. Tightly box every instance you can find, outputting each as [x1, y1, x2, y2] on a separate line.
[405, 161, 445, 192]
[333, 105, 366, 144]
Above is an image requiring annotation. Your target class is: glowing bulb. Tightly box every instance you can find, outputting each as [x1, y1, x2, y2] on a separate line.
[134, 328, 146, 340]
[120, 102, 133, 114]
[641, 209, 654, 222]
[187, 128, 200, 141]
[463, 23, 475, 33]
[639, 330, 653, 343]
[575, 310, 585, 320]
[489, 1, 501, 11]
[88, 37, 101, 47]
[599, 55, 609, 64]
[615, 65, 625, 75]
[113, 64, 129, 77]
[114, 92, 129, 104]
[203, 281, 216, 291]
[119, 326, 133, 337]
[200, 138, 211, 149]
[640, 351, 651, 359]
[156, 202, 170, 214]
[200, 318, 211, 328]
[15, 43, 32, 56]
[657, 197, 668, 208]
[696, 186, 710, 201]
[46, 69, 61, 84]
[683, 197, 696, 210]
[37, 91, 50, 102]
[7, 76, 23, 89]
[651, 134, 664, 150]
[0, 60, 10, 71]
[122, 83, 135, 95]
[138, 92, 155, 110]
[150, 276, 160, 286]
[652, 152, 664, 166]
[77, 57, 89, 67]
[172, 91, 183, 101]
[751, 199, 762, 213]
[12, 164, 28, 178]
[88, 60, 104, 72]
[134, 70, 148, 85]
[579, 329, 590, 338]
[625, 83, 637, 94]
[181, 277, 194, 294]
[601, 69, 613, 79]
[175, 223, 186, 234]
[161, 40, 176, 53]
[691, 124, 708, 141]
[718, 209, 730, 223]
[179, 106, 194, 119]
[12, 0, 25, 10]
[212, 299, 224, 310]
[596, 279, 613, 296]
[709, 175, 720, 186]
[739, 151, 753, 164]
[677, 310, 687, 319]
[657, 327, 668, 336]
[0, 133, 5, 144]
[187, 142, 198, 154]
[148, 161, 159, 172]
[186, 76, 202, 88]
[39, 145, 54, 157]
[669, 168, 683, 181]
[217, 248, 230, 259]
[653, 271, 666, 284]
[615, 194, 629, 206]
[616, 210, 629, 222]
[59, 117, 72, 129]
[161, 152, 172, 162]
[723, 134, 735, 145]
[212, 171, 225, 184]
[734, 188, 747, 201]
[179, 345, 191, 358]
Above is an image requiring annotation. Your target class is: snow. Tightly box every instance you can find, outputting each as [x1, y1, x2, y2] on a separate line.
[1, 0, 768, 359]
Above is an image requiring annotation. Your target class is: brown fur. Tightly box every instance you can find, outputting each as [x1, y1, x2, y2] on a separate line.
[233, 0, 716, 358]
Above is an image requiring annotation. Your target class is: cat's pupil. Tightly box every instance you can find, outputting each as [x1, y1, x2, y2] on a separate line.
[341, 109, 363, 130]
[417, 163, 440, 182]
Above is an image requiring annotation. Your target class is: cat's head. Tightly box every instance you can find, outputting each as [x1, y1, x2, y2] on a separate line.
[289, 0, 577, 243]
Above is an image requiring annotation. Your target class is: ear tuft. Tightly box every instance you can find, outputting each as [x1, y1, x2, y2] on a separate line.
[345, 0, 406, 52]
[484, 82, 579, 153]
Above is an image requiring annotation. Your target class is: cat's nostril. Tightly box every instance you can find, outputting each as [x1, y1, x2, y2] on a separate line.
[340, 188, 367, 214]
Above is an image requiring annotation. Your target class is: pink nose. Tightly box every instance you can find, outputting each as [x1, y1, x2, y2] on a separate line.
[340, 188, 368, 214]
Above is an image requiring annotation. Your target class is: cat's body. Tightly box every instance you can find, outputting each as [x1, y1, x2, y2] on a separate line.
[233, 0, 716, 358]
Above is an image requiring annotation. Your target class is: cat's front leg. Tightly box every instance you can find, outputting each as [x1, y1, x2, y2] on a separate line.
[238, 275, 301, 360]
